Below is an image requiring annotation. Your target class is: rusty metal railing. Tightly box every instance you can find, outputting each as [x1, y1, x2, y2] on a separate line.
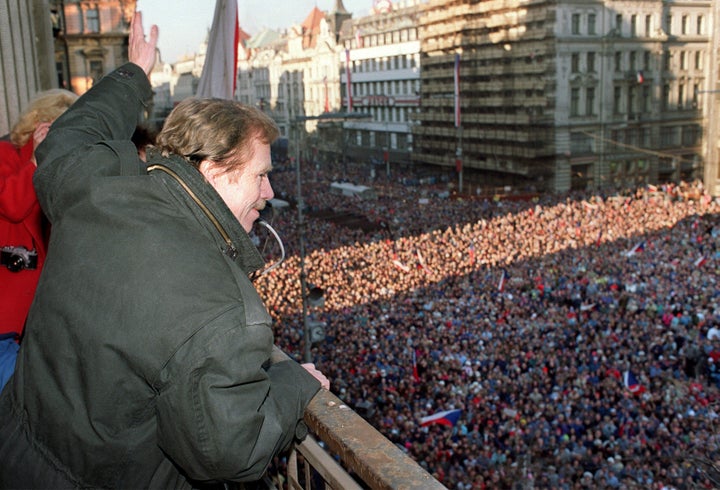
[287, 389, 447, 490]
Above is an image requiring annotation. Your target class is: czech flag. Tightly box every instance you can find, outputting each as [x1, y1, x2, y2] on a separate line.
[623, 370, 646, 395]
[420, 409, 462, 427]
[626, 241, 645, 256]
[498, 269, 507, 292]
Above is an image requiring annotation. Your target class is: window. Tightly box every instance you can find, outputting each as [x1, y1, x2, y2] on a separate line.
[629, 86, 638, 113]
[571, 53, 580, 73]
[630, 15, 637, 36]
[572, 13, 580, 34]
[587, 52, 596, 72]
[588, 13, 596, 35]
[615, 14, 623, 34]
[629, 52, 637, 71]
[665, 15, 672, 35]
[662, 51, 671, 71]
[614, 51, 622, 71]
[679, 51, 687, 70]
[643, 51, 651, 70]
[642, 86, 651, 112]
[693, 83, 699, 108]
[645, 15, 652, 37]
[585, 87, 595, 115]
[662, 84, 670, 110]
[697, 15, 704, 35]
[695, 51, 703, 70]
[570, 88, 580, 116]
[89, 59, 103, 84]
[614, 86, 623, 114]
[678, 84, 685, 109]
[86, 7, 99, 33]
[681, 15, 688, 35]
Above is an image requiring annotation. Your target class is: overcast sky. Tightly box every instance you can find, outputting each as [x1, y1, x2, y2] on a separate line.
[136, 0, 371, 63]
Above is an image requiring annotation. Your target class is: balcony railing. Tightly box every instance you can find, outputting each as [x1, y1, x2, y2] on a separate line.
[287, 388, 447, 490]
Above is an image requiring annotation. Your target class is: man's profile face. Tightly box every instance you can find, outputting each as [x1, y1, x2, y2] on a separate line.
[200, 137, 274, 232]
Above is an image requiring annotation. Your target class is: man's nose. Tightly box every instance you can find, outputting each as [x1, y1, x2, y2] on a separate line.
[262, 178, 274, 200]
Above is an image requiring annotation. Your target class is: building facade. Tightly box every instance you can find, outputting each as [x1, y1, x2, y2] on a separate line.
[412, 0, 716, 193]
[51, 0, 136, 95]
[0, 0, 57, 136]
[339, 0, 423, 170]
[235, 2, 351, 163]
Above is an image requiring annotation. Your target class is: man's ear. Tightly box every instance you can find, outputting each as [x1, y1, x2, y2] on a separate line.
[198, 160, 218, 184]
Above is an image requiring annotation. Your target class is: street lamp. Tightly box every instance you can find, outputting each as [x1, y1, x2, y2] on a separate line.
[294, 113, 370, 362]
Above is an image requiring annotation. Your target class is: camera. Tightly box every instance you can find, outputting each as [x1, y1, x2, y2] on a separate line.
[1, 246, 38, 272]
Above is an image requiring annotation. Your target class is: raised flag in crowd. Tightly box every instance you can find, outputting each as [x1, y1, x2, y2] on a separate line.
[626, 240, 645, 256]
[412, 349, 420, 382]
[694, 255, 707, 268]
[498, 269, 507, 292]
[623, 369, 646, 395]
[420, 408, 462, 427]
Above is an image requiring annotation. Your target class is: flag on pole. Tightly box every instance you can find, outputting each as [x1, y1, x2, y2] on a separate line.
[420, 409, 462, 427]
[345, 49, 353, 112]
[623, 370, 646, 395]
[626, 241, 645, 256]
[197, 0, 239, 99]
[412, 349, 420, 382]
[498, 269, 507, 292]
[453, 53, 461, 128]
[323, 76, 329, 112]
[694, 255, 707, 268]
[392, 259, 410, 272]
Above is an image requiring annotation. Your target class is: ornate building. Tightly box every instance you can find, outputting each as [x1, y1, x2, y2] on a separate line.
[235, 1, 352, 163]
[51, 0, 136, 95]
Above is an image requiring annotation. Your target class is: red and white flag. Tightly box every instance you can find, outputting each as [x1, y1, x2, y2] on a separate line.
[694, 255, 707, 268]
[453, 53, 461, 128]
[412, 349, 420, 382]
[197, 0, 239, 99]
[345, 49, 353, 112]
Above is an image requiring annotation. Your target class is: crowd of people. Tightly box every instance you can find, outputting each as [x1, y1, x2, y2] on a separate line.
[255, 160, 720, 490]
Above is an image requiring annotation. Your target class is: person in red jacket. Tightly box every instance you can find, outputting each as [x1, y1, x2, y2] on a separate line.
[0, 88, 77, 386]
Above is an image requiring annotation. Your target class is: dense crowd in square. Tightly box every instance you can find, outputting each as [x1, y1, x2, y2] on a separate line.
[257, 160, 720, 489]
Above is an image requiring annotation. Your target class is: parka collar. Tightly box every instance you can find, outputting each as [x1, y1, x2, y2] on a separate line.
[145, 148, 265, 275]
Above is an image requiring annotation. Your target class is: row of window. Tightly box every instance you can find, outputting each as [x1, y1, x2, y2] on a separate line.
[571, 11, 706, 37]
[345, 25, 418, 50]
[570, 81, 702, 117]
[349, 79, 420, 97]
[572, 126, 700, 156]
[570, 50, 705, 74]
[349, 54, 420, 74]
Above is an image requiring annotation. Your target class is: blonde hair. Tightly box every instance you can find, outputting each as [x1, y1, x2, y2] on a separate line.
[10, 88, 78, 148]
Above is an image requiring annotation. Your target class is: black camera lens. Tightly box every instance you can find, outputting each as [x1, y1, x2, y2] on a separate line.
[6, 255, 26, 272]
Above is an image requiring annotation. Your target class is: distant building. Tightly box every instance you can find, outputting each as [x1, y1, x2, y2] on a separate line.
[413, 0, 717, 193]
[338, 0, 424, 169]
[51, 0, 136, 95]
[236, 0, 352, 163]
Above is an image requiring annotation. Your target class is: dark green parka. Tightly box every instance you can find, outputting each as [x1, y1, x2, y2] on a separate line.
[0, 62, 320, 489]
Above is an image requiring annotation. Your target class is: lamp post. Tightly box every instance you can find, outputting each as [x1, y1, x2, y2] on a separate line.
[294, 121, 312, 363]
[294, 112, 369, 363]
